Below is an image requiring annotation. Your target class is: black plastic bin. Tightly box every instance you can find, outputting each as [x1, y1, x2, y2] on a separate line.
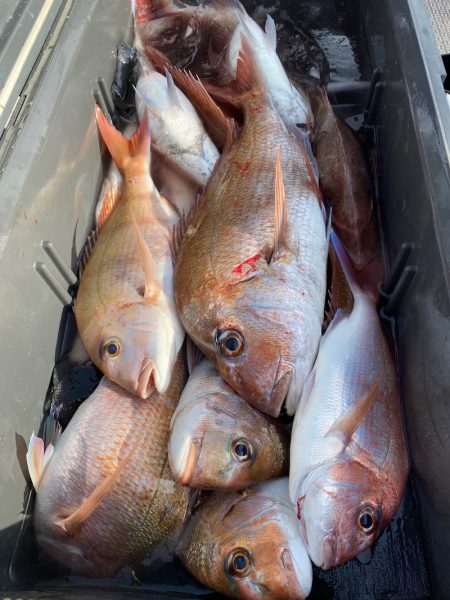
[1, 0, 450, 598]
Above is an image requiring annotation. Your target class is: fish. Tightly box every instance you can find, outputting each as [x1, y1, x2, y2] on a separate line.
[26, 352, 191, 578]
[312, 89, 380, 273]
[289, 231, 409, 569]
[169, 358, 289, 489]
[173, 38, 327, 417]
[75, 108, 184, 398]
[177, 477, 312, 599]
[135, 58, 220, 192]
[133, 0, 313, 132]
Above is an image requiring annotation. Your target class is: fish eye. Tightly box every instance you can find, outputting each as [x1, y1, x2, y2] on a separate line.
[100, 337, 122, 360]
[227, 548, 252, 577]
[231, 439, 252, 462]
[217, 330, 245, 358]
[357, 506, 378, 534]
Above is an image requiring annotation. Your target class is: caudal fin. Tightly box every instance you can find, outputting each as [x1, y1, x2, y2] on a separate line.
[331, 229, 379, 304]
[203, 33, 265, 109]
[95, 105, 150, 173]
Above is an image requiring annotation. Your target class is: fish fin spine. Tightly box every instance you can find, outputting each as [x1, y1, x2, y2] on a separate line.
[78, 228, 99, 278]
[26, 433, 54, 490]
[96, 179, 123, 231]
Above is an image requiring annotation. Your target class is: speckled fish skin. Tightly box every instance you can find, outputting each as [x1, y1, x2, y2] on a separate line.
[135, 60, 219, 191]
[75, 112, 184, 398]
[169, 358, 289, 489]
[34, 353, 190, 578]
[289, 233, 409, 569]
[177, 478, 312, 599]
[313, 90, 380, 271]
[174, 66, 327, 418]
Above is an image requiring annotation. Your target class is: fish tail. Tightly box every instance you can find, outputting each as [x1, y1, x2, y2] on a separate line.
[95, 105, 151, 173]
[203, 32, 265, 109]
[331, 230, 379, 304]
[132, 0, 176, 23]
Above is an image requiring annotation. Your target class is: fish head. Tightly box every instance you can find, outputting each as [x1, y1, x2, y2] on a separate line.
[83, 302, 181, 398]
[297, 460, 386, 569]
[177, 481, 312, 599]
[196, 279, 321, 417]
[169, 390, 289, 489]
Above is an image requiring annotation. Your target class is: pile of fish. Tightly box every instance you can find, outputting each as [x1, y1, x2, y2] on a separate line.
[25, 0, 409, 597]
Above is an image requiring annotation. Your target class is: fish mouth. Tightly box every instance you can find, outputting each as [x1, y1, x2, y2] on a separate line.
[267, 365, 293, 417]
[281, 548, 310, 599]
[169, 436, 203, 486]
[135, 358, 155, 399]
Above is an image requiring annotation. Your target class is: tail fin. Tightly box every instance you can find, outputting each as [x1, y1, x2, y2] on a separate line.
[132, 0, 177, 23]
[331, 229, 379, 304]
[95, 105, 150, 173]
[203, 34, 265, 109]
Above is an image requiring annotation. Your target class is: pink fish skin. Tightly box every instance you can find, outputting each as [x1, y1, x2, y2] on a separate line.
[289, 232, 409, 569]
[28, 352, 190, 577]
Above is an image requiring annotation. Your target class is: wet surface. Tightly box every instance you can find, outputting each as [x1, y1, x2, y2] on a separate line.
[2, 1, 432, 599]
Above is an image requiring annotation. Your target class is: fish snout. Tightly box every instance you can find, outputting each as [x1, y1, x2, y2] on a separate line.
[135, 358, 155, 399]
[280, 547, 312, 600]
[169, 435, 202, 486]
[268, 365, 294, 417]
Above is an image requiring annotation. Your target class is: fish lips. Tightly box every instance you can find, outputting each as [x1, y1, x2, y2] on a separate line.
[281, 547, 312, 599]
[267, 364, 294, 417]
[135, 357, 156, 399]
[169, 435, 203, 487]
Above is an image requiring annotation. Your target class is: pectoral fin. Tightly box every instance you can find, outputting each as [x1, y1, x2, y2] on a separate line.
[128, 205, 160, 300]
[271, 146, 290, 262]
[325, 381, 379, 448]
[55, 447, 134, 536]
[26, 433, 54, 490]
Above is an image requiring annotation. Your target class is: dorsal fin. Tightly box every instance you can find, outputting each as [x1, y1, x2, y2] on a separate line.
[128, 205, 160, 300]
[96, 177, 123, 231]
[165, 65, 230, 151]
[79, 229, 99, 278]
[54, 445, 136, 535]
[171, 192, 204, 259]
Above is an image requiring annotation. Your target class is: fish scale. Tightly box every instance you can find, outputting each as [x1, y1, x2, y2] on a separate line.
[289, 233, 408, 568]
[33, 353, 190, 577]
[75, 111, 185, 397]
[175, 81, 327, 417]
